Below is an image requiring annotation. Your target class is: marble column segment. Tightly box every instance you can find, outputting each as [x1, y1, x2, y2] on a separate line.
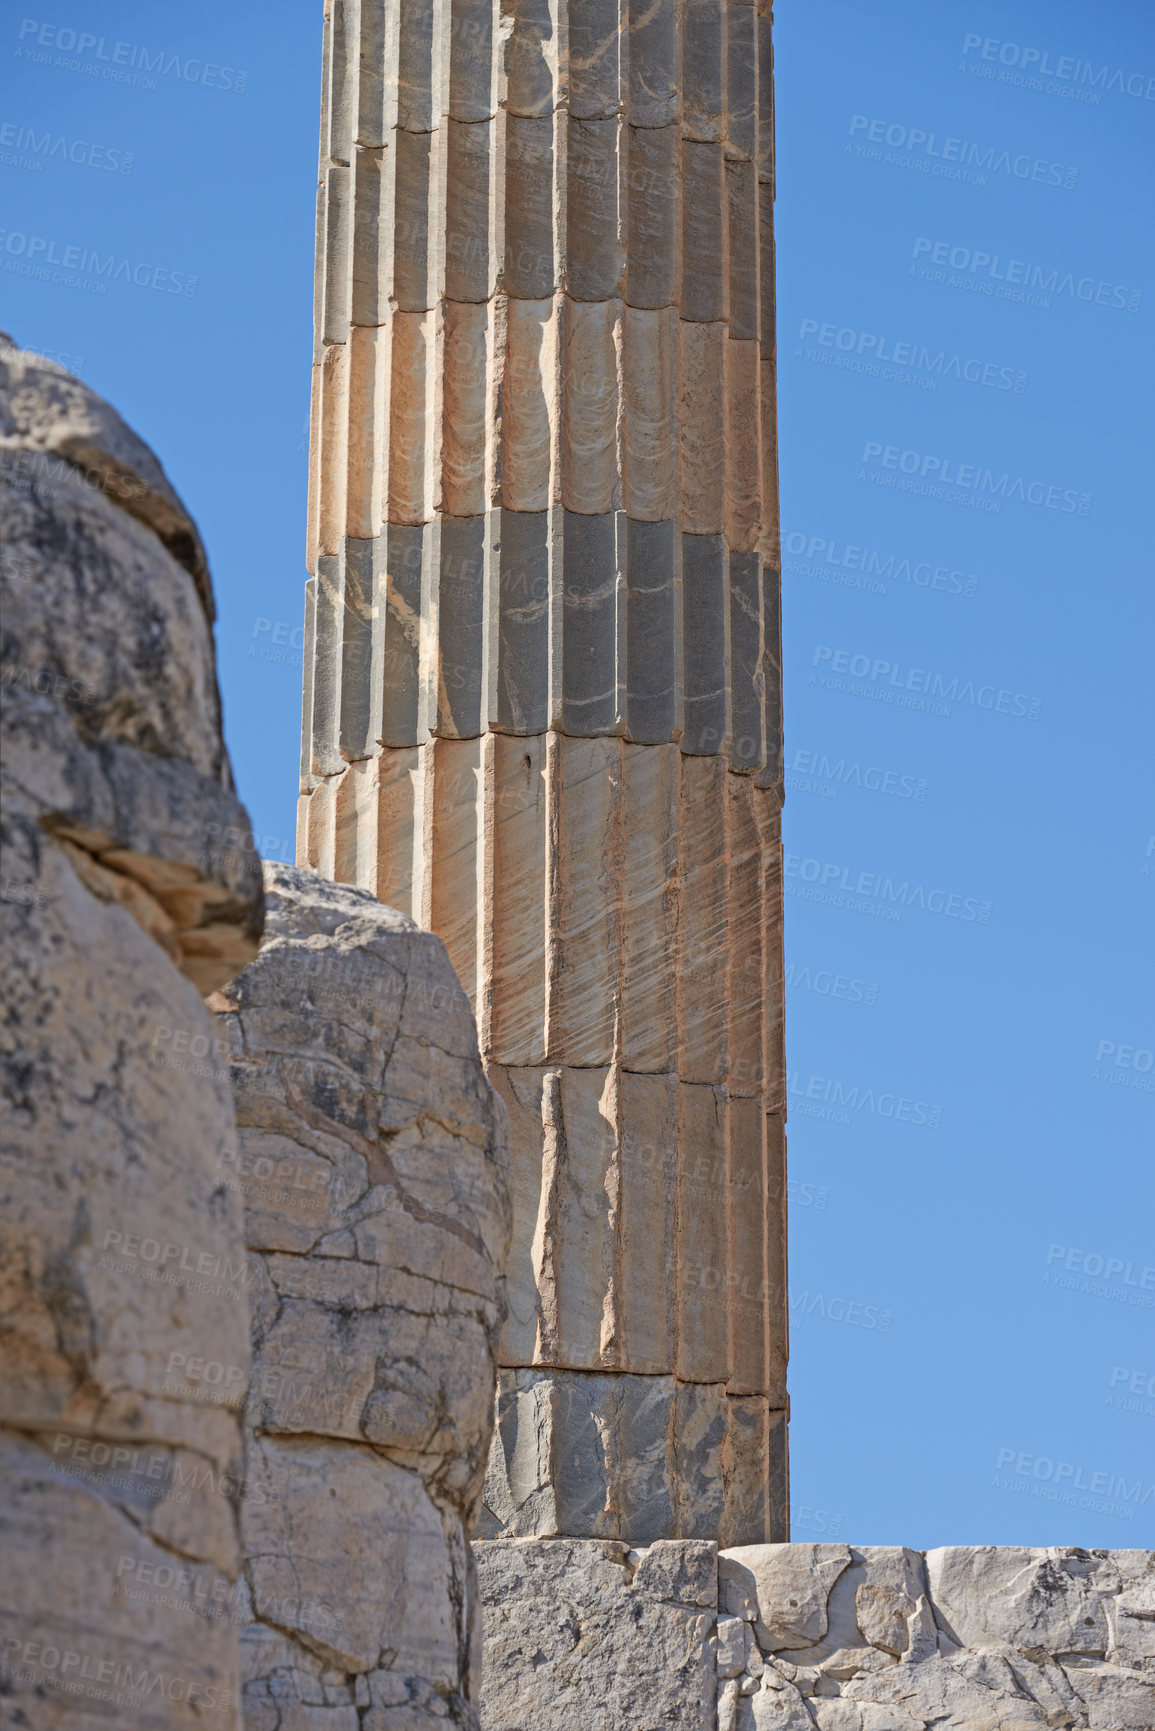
[299, 0, 786, 1545]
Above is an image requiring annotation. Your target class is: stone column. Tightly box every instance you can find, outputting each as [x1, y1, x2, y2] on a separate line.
[299, 0, 786, 1545]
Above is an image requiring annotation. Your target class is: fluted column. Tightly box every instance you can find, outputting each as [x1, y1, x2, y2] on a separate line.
[299, 0, 786, 1545]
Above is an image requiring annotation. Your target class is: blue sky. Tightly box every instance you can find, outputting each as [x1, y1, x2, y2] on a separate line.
[4, 0, 1152, 1546]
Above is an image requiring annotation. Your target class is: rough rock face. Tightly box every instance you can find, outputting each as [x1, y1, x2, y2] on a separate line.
[0, 334, 264, 986]
[298, 0, 788, 1545]
[479, 1539, 719, 1729]
[477, 1540, 1155, 1730]
[0, 339, 264, 1725]
[211, 865, 511, 1729]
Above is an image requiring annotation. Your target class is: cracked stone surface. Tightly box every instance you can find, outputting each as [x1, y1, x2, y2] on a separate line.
[0, 339, 264, 1726]
[477, 1538, 719, 1730]
[212, 864, 511, 1729]
[477, 1541, 1155, 1730]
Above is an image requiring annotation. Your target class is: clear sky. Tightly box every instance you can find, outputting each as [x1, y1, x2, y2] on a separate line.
[4, 0, 1152, 1547]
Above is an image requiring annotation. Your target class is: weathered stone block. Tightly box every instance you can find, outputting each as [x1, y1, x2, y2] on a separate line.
[1, 341, 263, 1728]
[681, 139, 727, 322]
[627, 0, 679, 126]
[502, 295, 558, 512]
[492, 506, 553, 734]
[441, 306, 492, 517]
[623, 306, 678, 521]
[502, 0, 559, 119]
[548, 735, 621, 1061]
[679, 321, 727, 533]
[481, 1372, 779, 1546]
[560, 296, 621, 514]
[433, 514, 487, 736]
[560, 508, 619, 735]
[503, 116, 556, 298]
[626, 123, 679, 308]
[488, 742, 549, 1064]
[619, 740, 679, 1061]
[566, 117, 624, 301]
[567, 0, 623, 117]
[477, 1538, 717, 1731]
[446, 118, 497, 303]
[215, 865, 511, 1727]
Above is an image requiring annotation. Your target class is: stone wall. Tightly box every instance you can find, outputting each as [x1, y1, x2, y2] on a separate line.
[211, 865, 511, 1729]
[0, 337, 264, 1726]
[477, 1539, 1155, 1730]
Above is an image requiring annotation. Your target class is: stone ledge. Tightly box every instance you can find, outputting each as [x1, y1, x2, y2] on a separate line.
[476, 1539, 1155, 1730]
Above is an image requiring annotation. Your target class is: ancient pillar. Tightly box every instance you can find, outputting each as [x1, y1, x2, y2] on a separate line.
[299, 0, 786, 1544]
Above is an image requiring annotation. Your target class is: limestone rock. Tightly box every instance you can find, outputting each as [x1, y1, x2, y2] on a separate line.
[481, 1369, 786, 1546]
[478, 1543, 1155, 1729]
[214, 864, 511, 1728]
[720, 1544, 853, 1650]
[476, 1538, 717, 1729]
[0, 332, 212, 615]
[1, 340, 262, 1727]
[1, 336, 264, 988]
[926, 1544, 1122, 1656]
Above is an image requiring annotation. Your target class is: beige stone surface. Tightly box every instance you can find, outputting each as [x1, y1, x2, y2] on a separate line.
[1, 340, 263, 1727]
[481, 1375, 785, 1545]
[477, 1542, 1155, 1730]
[477, 1538, 718, 1730]
[213, 864, 511, 1727]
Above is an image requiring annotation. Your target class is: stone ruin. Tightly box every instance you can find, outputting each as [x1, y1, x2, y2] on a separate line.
[2, 3, 1154, 1729]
